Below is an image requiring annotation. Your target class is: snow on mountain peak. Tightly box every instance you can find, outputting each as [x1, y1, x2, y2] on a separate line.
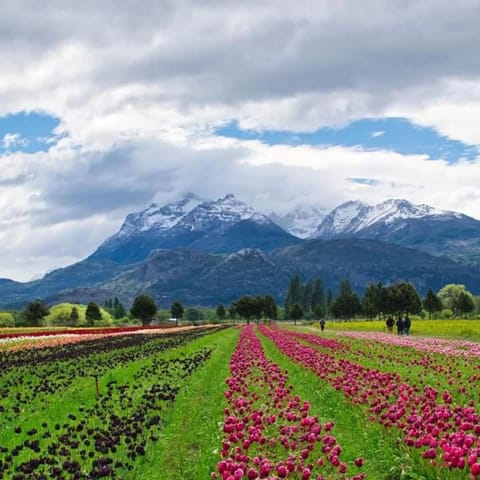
[313, 198, 465, 238]
[116, 193, 207, 238]
[176, 194, 271, 232]
[270, 205, 327, 238]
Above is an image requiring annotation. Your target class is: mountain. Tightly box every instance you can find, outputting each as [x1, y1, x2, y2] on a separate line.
[90, 193, 300, 263]
[270, 205, 327, 239]
[312, 199, 480, 265]
[43, 239, 480, 307]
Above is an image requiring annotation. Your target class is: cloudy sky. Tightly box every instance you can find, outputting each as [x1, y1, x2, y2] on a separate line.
[2, 0, 480, 280]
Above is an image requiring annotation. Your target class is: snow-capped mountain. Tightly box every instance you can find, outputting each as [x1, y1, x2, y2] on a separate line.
[114, 193, 207, 239]
[270, 205, 327, 239]
[172, 193, 271, 234]
[312, 199, 466, 239]
[90, 193, 300, 263]
[311, 198, 480, 264]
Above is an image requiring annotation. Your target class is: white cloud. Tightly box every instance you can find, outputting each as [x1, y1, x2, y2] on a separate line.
[2, 132, 27, 150]
[1, 1, 480, 279]
[371, 130, 385, 138]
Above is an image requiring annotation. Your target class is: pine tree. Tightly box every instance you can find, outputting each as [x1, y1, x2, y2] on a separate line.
[423, 289, 443, 319]
[85, 302, 102, 326]
[311, 278, 325, 316]
[285, 274, 301, 317]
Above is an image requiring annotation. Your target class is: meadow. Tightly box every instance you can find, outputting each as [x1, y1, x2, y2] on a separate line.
[0, 321, 479, 479]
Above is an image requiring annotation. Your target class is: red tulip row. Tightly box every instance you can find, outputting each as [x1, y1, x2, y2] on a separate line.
[259, 325, 480, 477]
[213, 325, 365, 480]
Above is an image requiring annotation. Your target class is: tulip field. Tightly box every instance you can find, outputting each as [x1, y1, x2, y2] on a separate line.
[1, 323, 480, 479]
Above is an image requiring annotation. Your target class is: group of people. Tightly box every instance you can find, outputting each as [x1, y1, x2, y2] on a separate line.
[385, 315, 411, 335]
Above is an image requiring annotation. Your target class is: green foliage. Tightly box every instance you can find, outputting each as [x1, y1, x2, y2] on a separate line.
[423, 288, 443, 319]
[438, 284, 472, 311]
[216, 304, 226, 320]
[331, 279, 362, 319]
[263, 295, 278, 320]
[170, 301, 184, 320]
[0, 312, 14, 327]
[130, 294, 157, 326]
[23, 300, 50, 326]
[285, 275, 325, 318]
[44, 303, 113, 327]
[289, 303, 303, 323]
[185, 307, 204, 324]
[85, 302, 102, 326]
[454, 291, 475, 317]
[233, 296, 260, 323]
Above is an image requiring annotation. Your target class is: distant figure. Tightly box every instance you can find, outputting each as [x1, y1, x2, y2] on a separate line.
[396, 317, 404, 335]
[403, 315, 411, 336]
[320, 318, 326, 332]
[386, 316, 394, 333]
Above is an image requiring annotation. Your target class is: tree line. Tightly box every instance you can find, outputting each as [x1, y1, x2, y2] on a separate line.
[283, 275, 476, 321]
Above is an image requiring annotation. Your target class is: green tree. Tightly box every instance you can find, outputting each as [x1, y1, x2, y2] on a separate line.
[170, 301, 184, 326]
[362, 283, 380, 320]
[438, 284, 475, 316]
[85, 302, 102, 326]
[453, 291, 475, 318]
[185, 307, 203, 323]
[326, 288, 334, 317]
[423, 289, 443, 319]
[235, 296, 258, 324]
[24, 300, 50, 327]
[131, 294, 157, 326]
[289, 303, 303, 325]
[301, 280, 313, 313]
[216, 304, 226, 321]
[263, 295, 278, 321]
[311, 278, 325, 317]
[113, 301, 127, 319]
[69, 306, 80, 326]
[285, 274, 302, 318]
[228, 303, 237, 323]
[332, 279, 362, 320]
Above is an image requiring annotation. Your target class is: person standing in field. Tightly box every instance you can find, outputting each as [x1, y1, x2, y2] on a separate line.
[386, 316, 394, 333]
[320, 318, 326, 332]
[396, 316, 404, 335]
[403, 315, 411, 336]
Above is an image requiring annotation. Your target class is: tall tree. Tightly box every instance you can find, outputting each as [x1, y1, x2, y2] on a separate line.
[301, 280, 313, 313]
[438, 284, 474, 314]
[326, 288, 333, 317]
[362, 283, 380, 320]
[113, 300, 127, 319]
[216, 304, 226, 321]
[285, 274, 302, 317]
[332, 279, 362, 320]
[85, 302, 102, 326]
[289, 303, 303, 325]
[423, 289, 443, 319]
[24, 300, 50, 327]
[263, 295, 278, 321]
[170, 301, 184, 326]
[131, 294, 157, 326]
[235, 296, 258, 324]
[453, 291, 475, 318]
[311, 278, 325, 317]
[69, 306, 80, 326]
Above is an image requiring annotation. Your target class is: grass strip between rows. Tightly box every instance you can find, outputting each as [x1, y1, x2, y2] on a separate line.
[134, 326, 240, 480]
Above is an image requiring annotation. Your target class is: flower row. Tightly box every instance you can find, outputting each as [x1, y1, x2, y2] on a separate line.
[259, 326, 480, 477]
[214, 326, 365, 480]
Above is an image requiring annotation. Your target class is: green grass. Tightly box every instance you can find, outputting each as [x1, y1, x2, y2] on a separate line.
[135, 327, 239, 479]
[0, 327, 234, 479]
[323, 318, 480, 341]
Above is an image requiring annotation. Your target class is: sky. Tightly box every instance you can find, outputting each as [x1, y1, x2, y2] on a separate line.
[2, 0, 480, 281]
